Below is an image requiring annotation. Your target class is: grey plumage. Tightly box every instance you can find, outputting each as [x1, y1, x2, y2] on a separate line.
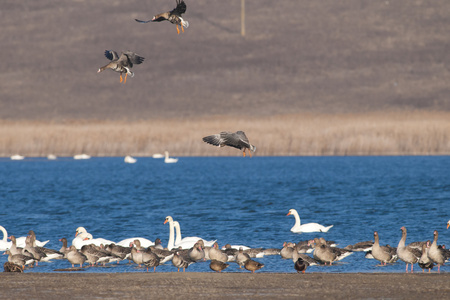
[98, 50, 145, 83]
[202, 131, 256, 157]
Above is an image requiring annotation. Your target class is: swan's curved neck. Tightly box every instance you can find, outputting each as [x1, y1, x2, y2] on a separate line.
[0, 226, 7, 242]
[174, 222, 182, 245]
[167, 220, 175, 250]
[293, 211, 301, 226]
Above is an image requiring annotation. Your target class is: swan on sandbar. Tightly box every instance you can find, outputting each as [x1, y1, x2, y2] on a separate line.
[286, 209, 333, 233]
[164, 151, 178, 164]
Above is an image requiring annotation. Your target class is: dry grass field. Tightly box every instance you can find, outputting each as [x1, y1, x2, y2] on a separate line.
[1, 111, 449, 157]
[1, 1, 450, 156]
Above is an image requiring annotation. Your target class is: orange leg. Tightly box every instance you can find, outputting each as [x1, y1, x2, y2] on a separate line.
[243, 150, 246, 157]
[123, 73, 128, 84]
[120, 74, 123, 83]
[176, 25, 180, 34]
[182, 25, 185, 33]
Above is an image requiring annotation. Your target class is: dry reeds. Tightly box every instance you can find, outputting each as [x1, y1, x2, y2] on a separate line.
[0, 111, 449, 157]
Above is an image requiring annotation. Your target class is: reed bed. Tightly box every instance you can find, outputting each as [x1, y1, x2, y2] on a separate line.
[1, 111, 449, 157]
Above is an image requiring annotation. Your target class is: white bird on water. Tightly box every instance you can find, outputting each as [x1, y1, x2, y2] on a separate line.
[164, 151, 178, 163]
[286, 209, 334, 233]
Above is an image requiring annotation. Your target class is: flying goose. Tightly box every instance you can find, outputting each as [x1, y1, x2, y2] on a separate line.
[202, 131, 256, 157]
[136, 0, 189, 35]
[97, 50, 145, 83]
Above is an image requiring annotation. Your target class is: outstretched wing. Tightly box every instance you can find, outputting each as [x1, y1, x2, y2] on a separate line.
[203, 131, 250, 150]
[203, 133, 226, 147]
[170, 0, 187, 16]
[119, 52, 145, 67]
[135, 18, 152, 23]
[104, 50, 119, 61]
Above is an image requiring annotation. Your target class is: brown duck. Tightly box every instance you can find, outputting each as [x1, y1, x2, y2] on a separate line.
[97, 50, 145, 83]
[210, 260, 229, 273]
[136, 0, 189, 35]
[244, 259, 264, 273]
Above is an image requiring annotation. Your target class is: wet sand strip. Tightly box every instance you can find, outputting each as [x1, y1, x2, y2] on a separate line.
[0, 272, 449, 299]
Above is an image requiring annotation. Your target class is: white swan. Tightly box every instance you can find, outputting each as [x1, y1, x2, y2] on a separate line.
[286, 209, 334, 233]
[116, 237, 154, 248]
[10, 154, 25, 160]
[152, 153, 164, 158]
[164, 151, 178, 164]
[173, 221, 216, 248]
[0, 226, 49, 250]
[71, 227, 115, 249]
[164, 216, 215, 249]
[124, 155, 137, 164]
[0, 226, 12, 251]
[73, 154, 91, 160]
[221, 245, 251, 251]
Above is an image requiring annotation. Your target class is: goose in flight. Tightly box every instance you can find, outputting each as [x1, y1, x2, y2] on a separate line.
[135, 0, 189, 35]
[97, 50, 144, 83]
[202, 131, 256, 157]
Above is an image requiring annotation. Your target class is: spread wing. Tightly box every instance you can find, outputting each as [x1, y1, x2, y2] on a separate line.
[203, 131, 251, 150]
[170, 0, 187, 16]
[119, 52, 145, 67]
[135, 18, 152, 23]
[104, 50, 119, 61]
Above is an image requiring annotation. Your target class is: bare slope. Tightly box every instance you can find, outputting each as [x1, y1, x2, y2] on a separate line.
[1, 0, 450, 121]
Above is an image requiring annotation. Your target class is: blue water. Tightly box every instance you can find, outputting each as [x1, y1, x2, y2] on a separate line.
[0, 156, 449, 273]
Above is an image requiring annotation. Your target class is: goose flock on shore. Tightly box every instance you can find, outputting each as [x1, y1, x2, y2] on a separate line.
[2, 214, 449, 274]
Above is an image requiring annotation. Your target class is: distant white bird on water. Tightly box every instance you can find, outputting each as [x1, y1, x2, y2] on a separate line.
[124, 155, 137, 164]
[286, 209, 334, 233]
[152, 153, 164, 158]
[10, 154, 25, 160]
[164, 151, 178, 163]
[74, 154, 91, 160]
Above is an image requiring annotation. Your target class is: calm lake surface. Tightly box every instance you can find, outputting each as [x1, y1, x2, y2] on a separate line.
[1, 156, 449, 273]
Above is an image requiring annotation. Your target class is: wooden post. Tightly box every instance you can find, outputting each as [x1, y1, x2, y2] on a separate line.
[241, 0, 245, 36]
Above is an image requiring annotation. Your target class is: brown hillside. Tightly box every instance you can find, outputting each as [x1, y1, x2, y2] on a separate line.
[1, 0, 450, 121]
